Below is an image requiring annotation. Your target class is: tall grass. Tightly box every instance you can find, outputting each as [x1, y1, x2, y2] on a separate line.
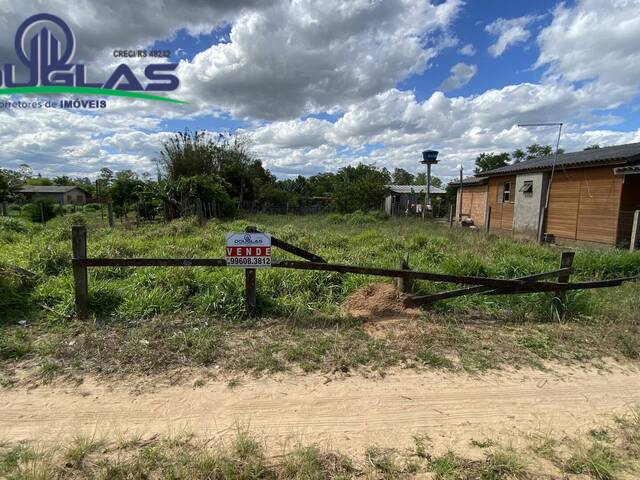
[1, 212, 639, 322]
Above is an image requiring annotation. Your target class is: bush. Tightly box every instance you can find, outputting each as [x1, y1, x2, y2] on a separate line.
[83, 203, 102, 211]
[0, 217, 31, 233]
[22, 199, 60, 223]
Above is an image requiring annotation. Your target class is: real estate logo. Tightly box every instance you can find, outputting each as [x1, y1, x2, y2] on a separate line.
[0, 13, 185, 104]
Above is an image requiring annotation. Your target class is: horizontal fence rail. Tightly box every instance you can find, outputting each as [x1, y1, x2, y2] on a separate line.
[70, 224, 639, 319]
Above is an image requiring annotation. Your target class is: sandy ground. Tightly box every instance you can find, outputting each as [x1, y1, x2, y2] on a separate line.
[2, 362, 639, 456]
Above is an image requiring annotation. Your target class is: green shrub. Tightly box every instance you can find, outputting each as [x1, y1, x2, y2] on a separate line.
[83, 203, 102, 212]
[0, 217, 32, 233]
[22, 199, 60, 223]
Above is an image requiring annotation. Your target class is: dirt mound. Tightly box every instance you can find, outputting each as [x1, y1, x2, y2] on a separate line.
[341, 282, 419, 318]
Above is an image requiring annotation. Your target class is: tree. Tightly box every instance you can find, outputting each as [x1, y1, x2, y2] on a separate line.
[474, 152, 510, 174]
[525, 144, 563, 159]
[110, 170, 143, 217]
[0, 169, 22, 202]
[160, 130, 219, 180]
[512, 149, 526, 163]
[17, 163, 33, 181]
[414, 173, 443, 188]
[584, 144, 600, 150]
[391, 168, 414, 185]
[331, 164, 390, 213]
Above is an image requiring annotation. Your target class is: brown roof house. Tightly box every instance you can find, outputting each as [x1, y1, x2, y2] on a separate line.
[452, 142, 640, 248]
[17, 185, 90, 206]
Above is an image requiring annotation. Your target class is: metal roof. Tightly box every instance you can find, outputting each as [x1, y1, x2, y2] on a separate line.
[449, 176, 488, 187]
[17, 185, 86, 194]
[614, 164, 640, 175]
[386, 184, 446, 194]
[482, 142, 640, 176]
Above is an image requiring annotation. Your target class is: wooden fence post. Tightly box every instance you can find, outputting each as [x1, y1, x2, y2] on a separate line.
[244, 226, 258, 314]
[555, 251, 575, 315]
[397, 253, 413, 293]
[107, 202, 114, 228]
[195, 198, 205, 226]
[630, 210, 640, 252]
[72, 224, 89, 320]
[1, 201, 8, 216]
[449, 204, 454, 227]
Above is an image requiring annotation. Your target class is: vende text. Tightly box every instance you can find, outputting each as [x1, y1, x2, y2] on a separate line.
[226, 247, 272, 257]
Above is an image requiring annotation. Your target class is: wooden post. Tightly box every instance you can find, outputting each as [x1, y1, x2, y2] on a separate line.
[630, 210, 640, 252]
[2, 200, 8, 216]
[72, 224, 89, 320]
[485, 206, 492, 232]
[244, 226, 258, 314]
[449, 204, 454, 227]
[554, 251, 575, 315]
[195, 198, 205, 226]
[537, 207, 548, 244]
[397, 253, 413, 293]
[107, 201, 114, 228]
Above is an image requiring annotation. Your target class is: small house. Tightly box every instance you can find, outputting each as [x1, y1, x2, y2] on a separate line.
[452, 142, 640, 248]
[384, 184, 446, 216]
[17, 185, 90, 206]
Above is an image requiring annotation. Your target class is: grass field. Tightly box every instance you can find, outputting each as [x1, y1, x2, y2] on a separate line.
[1, 211, 639, 382]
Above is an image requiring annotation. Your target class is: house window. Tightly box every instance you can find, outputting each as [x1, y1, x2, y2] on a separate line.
[500, 182, 512, 202]
[519, 180, 533, 196]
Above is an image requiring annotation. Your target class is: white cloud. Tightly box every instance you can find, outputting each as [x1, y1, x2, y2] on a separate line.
[2, 0, 640, 184]
[438, 62, 477, 91]
[536, 0, 640, 106]
[485, 15, 538, 57]
[458, 43, 475, 56]
[177, 0, 463, 120]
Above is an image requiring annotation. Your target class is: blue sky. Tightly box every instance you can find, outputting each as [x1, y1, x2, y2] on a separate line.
[1, 0, 639, 180]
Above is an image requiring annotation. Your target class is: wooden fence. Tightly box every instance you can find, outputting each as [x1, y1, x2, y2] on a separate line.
[70, 224, 639, 319]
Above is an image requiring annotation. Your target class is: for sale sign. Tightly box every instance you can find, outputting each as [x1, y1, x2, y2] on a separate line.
[225, 232, 272, 268]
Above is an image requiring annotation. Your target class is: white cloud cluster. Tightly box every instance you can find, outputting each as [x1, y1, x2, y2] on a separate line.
[485, 15, 539, 57]
[536, 0, 640, 106]
[458, 43, 476, 56]
[177, 0, 463, 119]
[438, 62, 477, 91]
[1, 0, 640, 185]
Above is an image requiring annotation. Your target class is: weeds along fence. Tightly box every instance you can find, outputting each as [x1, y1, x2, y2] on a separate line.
[70, 224, 640, 319]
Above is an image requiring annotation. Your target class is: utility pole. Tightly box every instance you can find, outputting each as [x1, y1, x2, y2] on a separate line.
[421, 150, 439, 220]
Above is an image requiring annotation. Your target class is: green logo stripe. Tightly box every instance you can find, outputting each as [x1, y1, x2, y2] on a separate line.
[0, 86, 188, 104]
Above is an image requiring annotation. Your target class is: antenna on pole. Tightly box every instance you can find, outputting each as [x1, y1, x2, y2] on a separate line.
[517, 122, 563, 244]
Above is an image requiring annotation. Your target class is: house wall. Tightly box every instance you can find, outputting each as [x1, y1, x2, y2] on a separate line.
[487, 176, 516, 232]
[616, 174, 640, 247]
[456, 185, 487, 227]
[546, 166, 623, 246]
[63, 188, 87, 205]
[513, 172, 548, 239]
[24, 192, 65, 204]
[22, 188, 87, 205]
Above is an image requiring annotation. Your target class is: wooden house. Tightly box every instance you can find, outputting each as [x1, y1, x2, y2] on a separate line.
[17, 185, 90, 205]
[384, 184, 446, 216]
[453, 143, 640, 247]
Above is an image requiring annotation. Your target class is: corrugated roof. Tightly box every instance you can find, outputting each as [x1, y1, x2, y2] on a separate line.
[482, 142, 640, 176]
[449, 176, 488, 187]
[386, 184, 446, 194]
[614, 164, 640, 175]
[17, 185, 84, 194]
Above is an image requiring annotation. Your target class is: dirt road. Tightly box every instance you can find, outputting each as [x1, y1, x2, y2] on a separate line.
[2, 363, 639, 454]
